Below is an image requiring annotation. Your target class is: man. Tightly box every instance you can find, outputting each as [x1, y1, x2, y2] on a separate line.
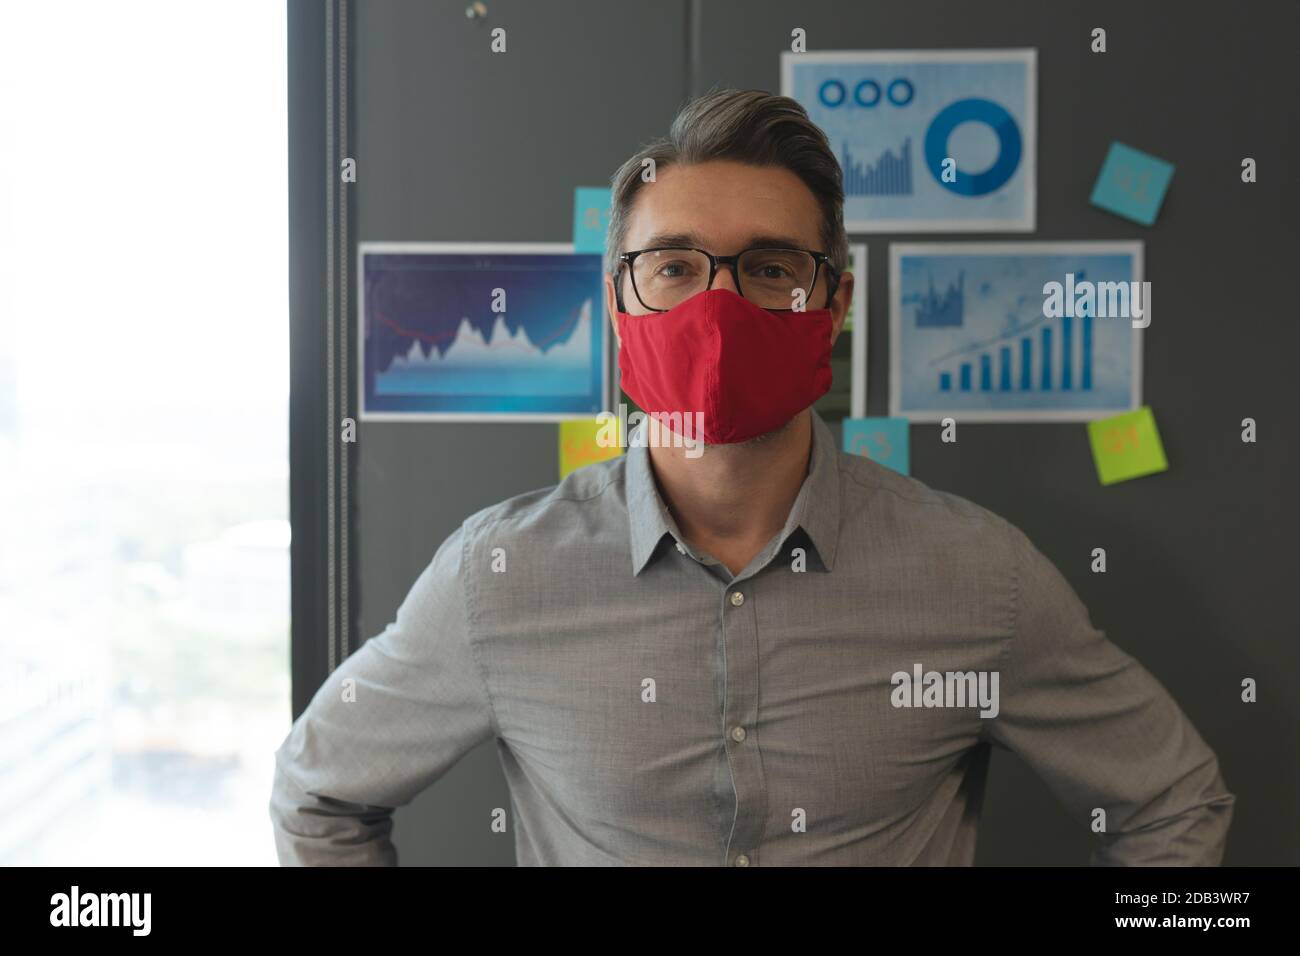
[270, 89, 1234, 865]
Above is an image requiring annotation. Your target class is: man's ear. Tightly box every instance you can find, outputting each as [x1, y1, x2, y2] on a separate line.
[828, 271, 854, 346]
[605, 272, 622, 346]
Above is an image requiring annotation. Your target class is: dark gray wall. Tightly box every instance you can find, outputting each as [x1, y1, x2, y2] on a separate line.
[344, 0, 1298, 864]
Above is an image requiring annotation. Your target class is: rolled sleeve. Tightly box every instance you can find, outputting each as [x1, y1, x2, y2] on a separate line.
[982, 522, 1235, 865]
[269, 523, 496, 865]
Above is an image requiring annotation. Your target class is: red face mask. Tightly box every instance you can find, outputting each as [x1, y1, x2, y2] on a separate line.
[616, 287, 833, 445]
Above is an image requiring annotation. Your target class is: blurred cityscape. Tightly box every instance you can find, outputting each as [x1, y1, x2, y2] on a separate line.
[0, 398, 290, 865]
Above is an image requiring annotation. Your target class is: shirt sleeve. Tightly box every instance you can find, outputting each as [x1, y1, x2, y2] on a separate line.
[269, 522, 496, 865]
[981, 521, 1236, 865]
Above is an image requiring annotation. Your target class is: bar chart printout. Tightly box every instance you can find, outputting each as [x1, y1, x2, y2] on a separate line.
[890, 243, 1143, 422]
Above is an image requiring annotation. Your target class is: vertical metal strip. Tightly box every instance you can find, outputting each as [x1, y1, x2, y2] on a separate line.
[338, 0, 350, 660]
[686, 0, 698, 97]
[324, 0, 337, 674]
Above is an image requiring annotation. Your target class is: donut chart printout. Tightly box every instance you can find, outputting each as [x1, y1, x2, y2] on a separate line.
[782, 49, 1036, 232]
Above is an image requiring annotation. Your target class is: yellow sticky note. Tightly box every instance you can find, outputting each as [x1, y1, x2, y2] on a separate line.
[1087, 406, 1168, 485]
[559, 418, 622, 480]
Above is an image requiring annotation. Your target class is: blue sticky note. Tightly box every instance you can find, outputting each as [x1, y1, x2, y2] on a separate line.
[573, 187, 612, 253]
[1090, 142, 1175, 226]
[843, 417, 910, 476]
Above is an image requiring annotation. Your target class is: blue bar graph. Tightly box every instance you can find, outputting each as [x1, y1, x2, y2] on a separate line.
[933, 310, 1098, 396]
[842, 138, 913, 196]
[1082, 314, 1093, 389]
[915, 271, 964, 327]
[1061, 315, 1073, 390]
[1040, 327, 1052, 390]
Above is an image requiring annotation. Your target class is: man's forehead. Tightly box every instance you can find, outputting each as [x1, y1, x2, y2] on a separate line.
[636, 229, 815, 251]
[624, 163, 822, 250]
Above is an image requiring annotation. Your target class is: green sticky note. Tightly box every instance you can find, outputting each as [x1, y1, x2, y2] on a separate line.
[1087, 406, 1168, 485]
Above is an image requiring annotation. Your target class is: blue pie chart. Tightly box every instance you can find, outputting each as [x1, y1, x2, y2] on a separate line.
[924, 98, 1022, 197]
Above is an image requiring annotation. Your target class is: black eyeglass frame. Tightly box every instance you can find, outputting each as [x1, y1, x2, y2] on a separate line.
[615, 245, 841, 313]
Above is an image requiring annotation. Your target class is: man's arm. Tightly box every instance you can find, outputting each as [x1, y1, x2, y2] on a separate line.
[981, 521, 1235, 865]
[269, 523, 496, 865]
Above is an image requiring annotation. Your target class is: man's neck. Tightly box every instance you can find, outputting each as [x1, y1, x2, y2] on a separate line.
[646, 410, 814, 577]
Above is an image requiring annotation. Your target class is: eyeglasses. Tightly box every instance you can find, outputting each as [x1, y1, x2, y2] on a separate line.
[616, 246, 839, 313]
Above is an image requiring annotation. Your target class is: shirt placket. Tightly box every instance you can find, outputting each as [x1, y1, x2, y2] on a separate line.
[719, 576, 768, 866]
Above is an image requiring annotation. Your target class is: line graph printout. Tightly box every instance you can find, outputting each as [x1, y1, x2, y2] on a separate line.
[782, 49, 1035, 232]
[359, 243, 608, 420]
[890, 242, 1144, 422]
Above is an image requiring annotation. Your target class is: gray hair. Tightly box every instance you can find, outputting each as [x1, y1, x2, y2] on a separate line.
[605, 87, 848, 302]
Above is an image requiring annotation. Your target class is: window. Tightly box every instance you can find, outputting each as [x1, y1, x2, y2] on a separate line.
[0, 0, 289, 865]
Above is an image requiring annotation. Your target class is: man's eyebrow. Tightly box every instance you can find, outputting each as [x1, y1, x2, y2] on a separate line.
[640, 231, 707, 249]
[638, 232, 813, 251]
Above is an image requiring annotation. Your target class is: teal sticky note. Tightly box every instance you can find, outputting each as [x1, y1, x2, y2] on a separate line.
[843, 417, 910, 476]
[573, 187, 612, 253]
[1090, 142, 1175, 226]
[1086, 406, 1169, 485]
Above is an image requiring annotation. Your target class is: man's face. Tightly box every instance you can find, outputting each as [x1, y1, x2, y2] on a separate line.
[605, 160, 853, 341]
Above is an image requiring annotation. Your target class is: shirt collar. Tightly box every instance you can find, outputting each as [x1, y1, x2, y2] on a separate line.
[625, 408, 842, 576]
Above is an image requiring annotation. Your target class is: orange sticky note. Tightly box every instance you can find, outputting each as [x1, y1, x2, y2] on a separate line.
[559, 417, 622, 480]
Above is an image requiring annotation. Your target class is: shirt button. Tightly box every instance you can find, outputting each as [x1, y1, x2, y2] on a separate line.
[675, 542, 686, 554]
[734, 854, 750, 867]
[729, 590, 745, 607]
[730, 725, 746, 742]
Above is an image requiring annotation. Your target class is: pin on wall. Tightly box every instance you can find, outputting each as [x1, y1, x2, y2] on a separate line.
[465, 2, 487, 18]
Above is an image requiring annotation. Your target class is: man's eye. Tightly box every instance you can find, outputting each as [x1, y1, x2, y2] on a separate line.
[654, 261, 693, 279]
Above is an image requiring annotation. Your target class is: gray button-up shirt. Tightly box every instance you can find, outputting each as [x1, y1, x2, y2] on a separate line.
[270, 409, 1234, 865]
